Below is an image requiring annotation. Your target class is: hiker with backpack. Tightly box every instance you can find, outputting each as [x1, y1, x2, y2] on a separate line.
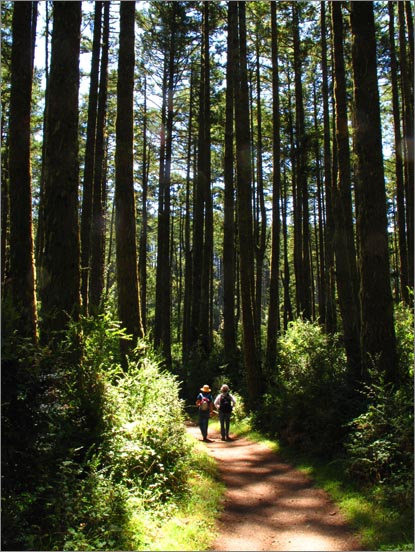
[214, 384, 236, 441]
[196, 384, 214, 442]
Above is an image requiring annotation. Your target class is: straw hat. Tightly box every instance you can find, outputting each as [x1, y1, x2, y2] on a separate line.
[200, 384, 211, 392]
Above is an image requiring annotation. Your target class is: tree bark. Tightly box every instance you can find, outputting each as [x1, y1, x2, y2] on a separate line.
[89, 1, 109, 315]
[253, 23, 267, 354]
[292, 3, 311, 319]
[200, 2, 213, 355]
[235, 1, 262, 408]
[281, 167, 293, 330]
[350, 2, 397, 384]
[182, 66, 195, 363]
[155, 51, 173, 365]
[223, 2, 237, 373]
[80, 1, 102, 315]
[34, 0, 49, 274]
[398, 2, 414, 292]
[8, 0, 38, 340]
[115, 0, 143, 354]
[39, 1, 81, 340]
[139, 73, 149, 333]
[191, 2, 212, 356]
[321, 1, 337, 333]
[331, 1, 362, 381]
[265, 0, 281, 373]
[387, 2, 409, 304]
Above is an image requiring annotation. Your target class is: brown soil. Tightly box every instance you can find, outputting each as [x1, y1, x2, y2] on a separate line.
[186, 422, 362, 551]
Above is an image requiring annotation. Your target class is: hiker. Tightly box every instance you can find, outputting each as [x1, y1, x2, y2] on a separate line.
[214, 384, 236, 441]
[196, 384, 214, 442]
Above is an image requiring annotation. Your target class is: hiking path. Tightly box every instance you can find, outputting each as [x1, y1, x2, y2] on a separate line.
[186, 421, 362, 551]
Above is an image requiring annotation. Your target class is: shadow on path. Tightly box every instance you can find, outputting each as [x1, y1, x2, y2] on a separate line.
[186, 422, 363, 551]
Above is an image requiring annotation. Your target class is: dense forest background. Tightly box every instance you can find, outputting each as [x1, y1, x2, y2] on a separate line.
[1, 1, 414, 550]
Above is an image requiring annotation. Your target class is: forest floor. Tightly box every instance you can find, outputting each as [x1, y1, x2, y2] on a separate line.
[186, 421, 363, 551]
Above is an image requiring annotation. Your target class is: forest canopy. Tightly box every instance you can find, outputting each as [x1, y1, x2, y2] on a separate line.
[2, 1, 413, 388]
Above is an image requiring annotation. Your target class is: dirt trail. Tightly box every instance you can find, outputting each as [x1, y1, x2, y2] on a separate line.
[186, 422, 362, 551]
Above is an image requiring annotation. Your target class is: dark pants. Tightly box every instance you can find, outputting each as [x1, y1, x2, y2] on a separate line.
[199, 411, 210, 439]
[219, 411, 231, 439]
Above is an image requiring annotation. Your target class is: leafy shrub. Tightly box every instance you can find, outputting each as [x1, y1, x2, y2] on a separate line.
[2, 315, 191, 550]
[345, 301, 414, 508]
[345, 377, 414, 509]
[103, 353, 191, 501]
[394, 299, 414, 380]
[228, 391, 247, 423]
[255, 319, 354, 455]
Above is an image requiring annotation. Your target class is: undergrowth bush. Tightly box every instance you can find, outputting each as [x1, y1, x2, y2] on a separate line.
[345, 378, 414, 509]
[394, 299, 414, 380]
[2, 314, 191, 551]
[255, 319, 355, 455]
[103, 355, 191, 502]
[345, 302, 414, 510]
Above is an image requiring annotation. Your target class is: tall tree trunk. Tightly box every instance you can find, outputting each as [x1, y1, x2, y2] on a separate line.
[7, 0, 38, 341]
[191, 2, 212, 356]
[162, 45, 174, 363]
[199, 2, 213, 354]
[105, 199, 115, 302]
[321, 1, 337, 333]
[404, 1, 414, 68]
[154, 12, 175, 365]
[155, 59, 168, 352]
[312, 81, 325, 324]
[1, 113, 9, 288]
[190, 116, 204, 351]
[286, 75, 297, 324]
[265, 0, 281, 373]
[293, 3, 311, 319]
[80, 1, 102, 315]
[35, 0, 50, 273]
[115, 0, 143, 355]
[182, 66, 195, 363]
[398, 2, 414, 292]
[89, 1, 109, 314]
[235, 1, 261, 408]
[388, 2, 409, 305]
[331, 1, 361, 381]
[253, 25, 267, 354]
[139, 73, 149, 333]
[350, 2, 397, 384]
[223, 2, 237, 373]
[39, 1, 81, 340]
[281, 167, 293, 330]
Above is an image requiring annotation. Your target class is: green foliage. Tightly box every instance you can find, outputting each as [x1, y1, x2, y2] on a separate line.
[345, 378, 414, 509]
[102, 355, 191, 501]
[227, 391, 247, 423]
[182, 342, 226, 401]
[394, 299, 414, 380]
[2, 314, 192, 550]
[254, 311, 414, 548]
[255, 319, 354, 455]
[344, 301, 414, 510]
